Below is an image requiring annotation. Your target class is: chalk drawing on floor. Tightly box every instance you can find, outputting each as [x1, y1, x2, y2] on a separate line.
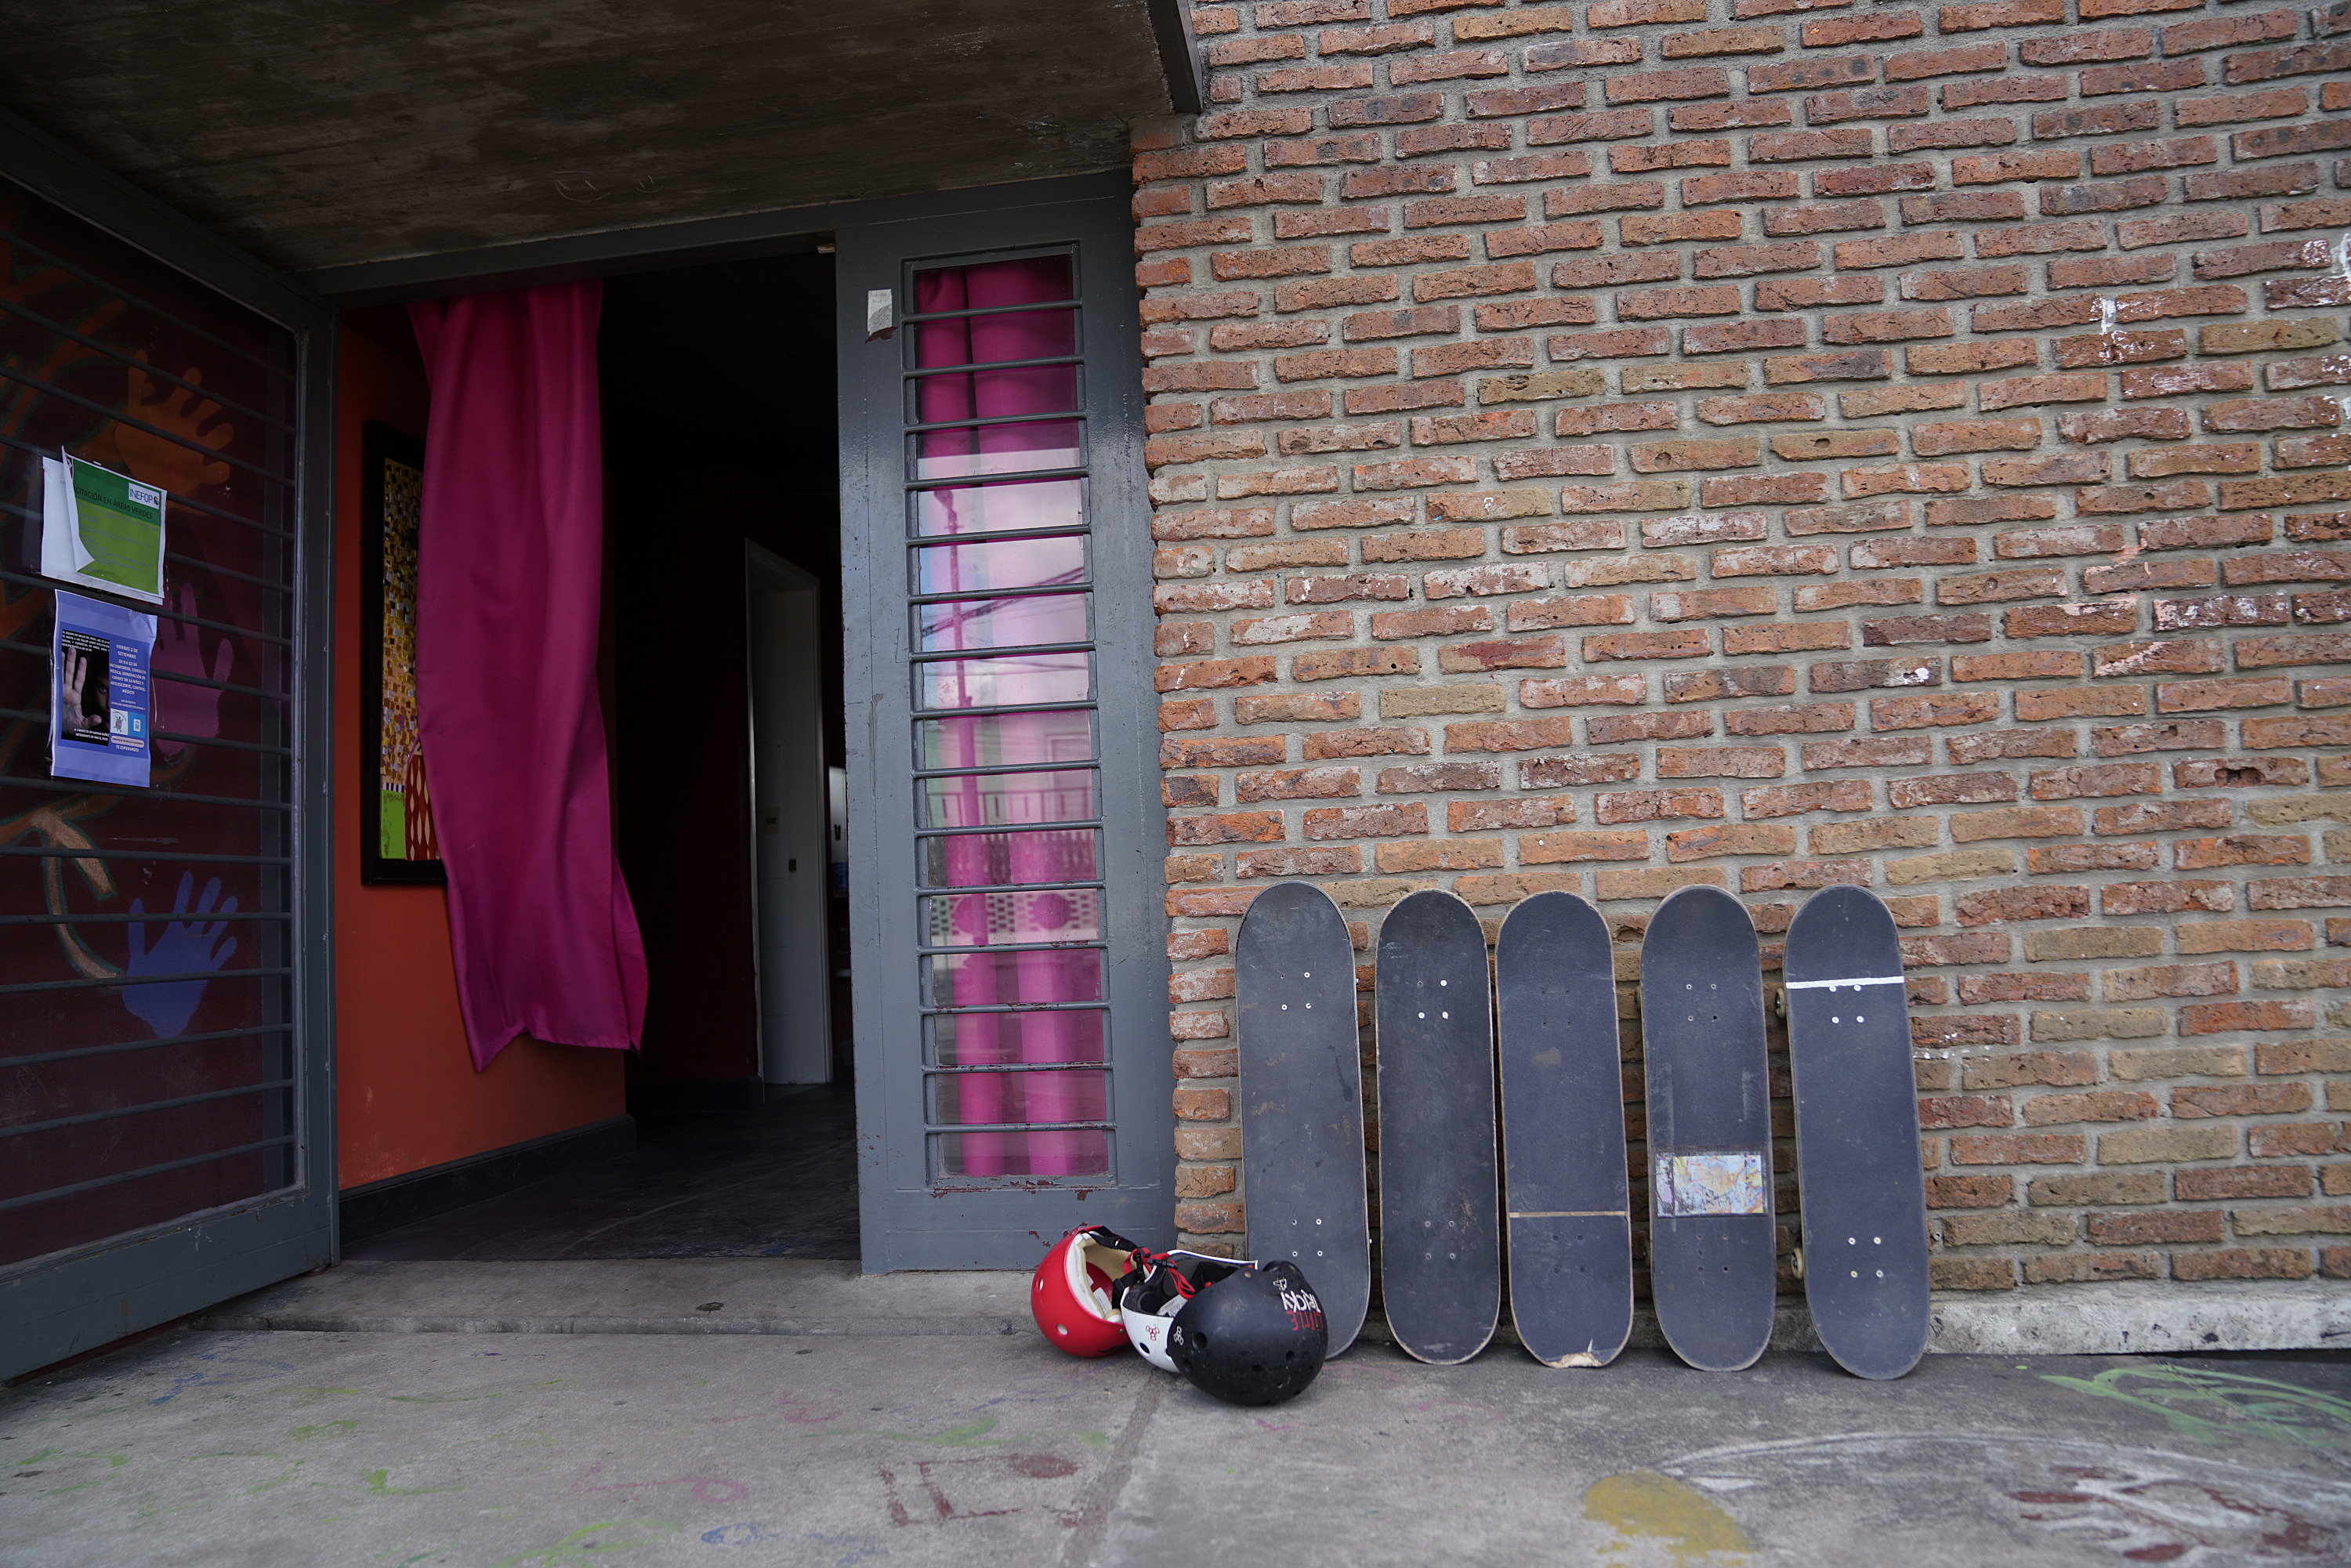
[2040, 1363, 2351, 1457]
[1656, 1432, 2351, 1566]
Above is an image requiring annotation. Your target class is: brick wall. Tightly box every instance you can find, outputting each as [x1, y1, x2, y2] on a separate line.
[1133, 0, 2351, 1300]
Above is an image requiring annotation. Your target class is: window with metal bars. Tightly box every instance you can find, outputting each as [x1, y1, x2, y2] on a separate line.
[842, 182, 1165, 1269]
[903, 248, 1113, 1182]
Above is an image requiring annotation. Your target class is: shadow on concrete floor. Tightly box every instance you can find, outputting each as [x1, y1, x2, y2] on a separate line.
[346, 1085, 859, 1263]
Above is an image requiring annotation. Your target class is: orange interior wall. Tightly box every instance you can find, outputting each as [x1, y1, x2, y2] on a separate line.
[332, 312, 625, 1190]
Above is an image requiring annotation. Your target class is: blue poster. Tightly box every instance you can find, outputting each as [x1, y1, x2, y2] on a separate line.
[51, 588, 155, 787]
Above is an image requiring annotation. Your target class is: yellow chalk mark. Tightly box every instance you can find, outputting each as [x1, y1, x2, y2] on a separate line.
[1584, 1470, 1751, 1563]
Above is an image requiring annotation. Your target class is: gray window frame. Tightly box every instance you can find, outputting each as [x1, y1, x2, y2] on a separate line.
[837, 184, 1172, 1271]
[0, 104, 339, 1382]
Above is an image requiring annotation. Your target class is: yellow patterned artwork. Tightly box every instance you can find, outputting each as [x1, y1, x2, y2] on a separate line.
[378, 451, 436, 861]
[364, 423, 440, 881]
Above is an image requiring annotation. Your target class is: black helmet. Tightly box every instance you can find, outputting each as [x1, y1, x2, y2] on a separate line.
[1119, 1250, 1244, 1371]
[1165, 1260, 1328, 1406]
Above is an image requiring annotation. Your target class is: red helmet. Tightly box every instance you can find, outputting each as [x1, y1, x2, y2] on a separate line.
[1031, 1225, 1143, 1356]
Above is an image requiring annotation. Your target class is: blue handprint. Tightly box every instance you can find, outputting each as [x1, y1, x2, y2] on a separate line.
[124, 872, 237, 1038]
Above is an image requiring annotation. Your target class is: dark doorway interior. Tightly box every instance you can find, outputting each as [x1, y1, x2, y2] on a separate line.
[600, 251, 852, 1111]
[346, 1086, 857, 1260]
[350, 249, 859, 1263]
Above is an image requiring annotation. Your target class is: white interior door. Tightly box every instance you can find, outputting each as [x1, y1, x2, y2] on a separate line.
[748, 544, 831, 1084]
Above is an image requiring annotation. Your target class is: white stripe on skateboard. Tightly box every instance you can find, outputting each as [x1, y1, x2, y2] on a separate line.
[1784, 975, 1905, 990]
[1509, 1210, 1629, 1219]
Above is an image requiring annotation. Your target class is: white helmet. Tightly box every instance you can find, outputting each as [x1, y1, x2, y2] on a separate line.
[1118, 1250, 1250, 1372]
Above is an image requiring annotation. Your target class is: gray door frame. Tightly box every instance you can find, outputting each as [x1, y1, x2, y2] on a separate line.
[836, 182, 1173, 1271]
[0, 105, 339, 1381]
[295, 171, 1171, 1275]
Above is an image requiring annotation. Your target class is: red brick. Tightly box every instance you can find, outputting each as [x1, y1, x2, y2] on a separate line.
[1660, 746, 1789, 780]
[1802, 85, 1934, 127]
[1328, 91, 1447, 126]
[1941, 0, 2063, 26]
[2223, 39, 2351, 85]
[1679, 320, 1809, 355]
[2176, 1166, 2312, 1200]
[2080, 59, 2206, 96]
[2088, 1210, 2226, 1244]
[2036, 100, 2168, 140]
[1526, 38, 1646, 68]
[1892, 116, 2025, 154]
[2172, 1248, 2316, 1280]
[2233, 120, 2351, 160]
[1863, 612, 1994, 645]
[2180, 1000, 2316, 1034]
[1200, 107, 1319, 142]
[1887, 42, 2011, 79]
[1945, 74, 2069, 109]
[1927, 1174, 2016, 1209]
[1951, 1132, 2088, 1164]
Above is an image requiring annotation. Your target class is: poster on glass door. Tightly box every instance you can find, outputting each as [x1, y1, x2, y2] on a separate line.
[41, 451, 168, 603]
[51, 589, 155, 788]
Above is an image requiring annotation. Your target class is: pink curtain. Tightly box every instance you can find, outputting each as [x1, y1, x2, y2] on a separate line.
[406, 284, 647, 1069]
[915, 260, 1103, 1176]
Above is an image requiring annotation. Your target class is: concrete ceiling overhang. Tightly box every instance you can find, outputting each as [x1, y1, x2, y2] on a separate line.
[0, 1, 1193, 276]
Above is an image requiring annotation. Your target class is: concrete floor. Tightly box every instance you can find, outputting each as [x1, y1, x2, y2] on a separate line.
[5, 1297, 2349, 1566]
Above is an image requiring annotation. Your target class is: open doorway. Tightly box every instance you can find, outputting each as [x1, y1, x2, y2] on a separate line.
[337, 183, 1165, 1273]
[346, 248, 862, 1264]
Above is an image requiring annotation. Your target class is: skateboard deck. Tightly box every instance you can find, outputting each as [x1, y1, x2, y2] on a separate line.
[1784, 884, 1930, 1381]
[1496, 889, 1632, 1367]
[1639, 883, 1776, 1373]
[1235, 880, 1371, 1356]
[1375, 889, 1500, 1366]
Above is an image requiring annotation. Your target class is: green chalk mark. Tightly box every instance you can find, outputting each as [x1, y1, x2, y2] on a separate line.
[364, 1467, 463, 1497]
[491, 1519, 679, 1566]
[2043, 1363, 2351, 1450]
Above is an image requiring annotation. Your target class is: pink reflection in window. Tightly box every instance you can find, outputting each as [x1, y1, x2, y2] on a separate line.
[913, 254, 1103, 1179]
[932, 1068, 1108, 1128]
[935, 1128, 1108, 1179]
[915, 477, 1083, 538]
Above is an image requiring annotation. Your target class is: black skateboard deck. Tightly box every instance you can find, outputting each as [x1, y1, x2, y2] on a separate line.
[1375, 889, 1500, 1365]
[1784, 884, 1930, 1380]
[1496, 890, 1632, 1367]
[1639, 883, 1775, 1373]
[1235, 880, 1371, 1356]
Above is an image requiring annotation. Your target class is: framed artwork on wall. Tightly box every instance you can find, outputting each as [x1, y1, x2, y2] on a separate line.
[359, 420, 443, 885]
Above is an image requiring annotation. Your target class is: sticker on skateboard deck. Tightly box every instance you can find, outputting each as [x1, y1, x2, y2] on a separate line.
[1236, 880, 1371, 1356]
[1640, 883, 1776, 1373]
[1785, 883, 1930, 1381]
[1376, 888, 1500, 1366]
[1496, 889, 1632, 1368]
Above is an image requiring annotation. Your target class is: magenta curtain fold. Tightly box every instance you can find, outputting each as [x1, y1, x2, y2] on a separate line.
[406, 283, 647, 1070]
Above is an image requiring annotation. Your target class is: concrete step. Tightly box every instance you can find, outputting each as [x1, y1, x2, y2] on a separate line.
[196, 1260, 2350, 1359]
[194, 1258, 1034, 1338]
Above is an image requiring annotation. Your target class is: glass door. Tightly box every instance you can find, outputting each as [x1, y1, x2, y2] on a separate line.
[839, 183, 1169, 1269]
[0, 112, 335, 1378]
